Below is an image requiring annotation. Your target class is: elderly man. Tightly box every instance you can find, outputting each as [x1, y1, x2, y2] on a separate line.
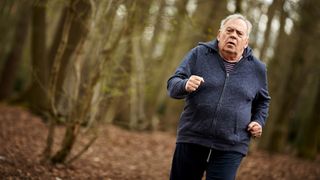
[167, 14, 271, 180]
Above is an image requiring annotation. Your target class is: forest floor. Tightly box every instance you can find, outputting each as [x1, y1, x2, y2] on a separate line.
[0, 104, 319, 180]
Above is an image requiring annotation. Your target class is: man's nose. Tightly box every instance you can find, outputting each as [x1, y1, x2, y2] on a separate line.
[230, 34, 237, 39]
[229, 30, 237, 39]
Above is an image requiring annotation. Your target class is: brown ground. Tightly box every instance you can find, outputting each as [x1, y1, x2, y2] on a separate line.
[0, 105, 319, 180]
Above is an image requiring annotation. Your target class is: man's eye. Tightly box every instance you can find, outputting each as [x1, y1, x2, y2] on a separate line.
[237, 31, 244, 36]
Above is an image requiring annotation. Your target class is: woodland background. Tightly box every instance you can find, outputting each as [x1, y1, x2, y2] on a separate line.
[0, 0, 319, 179]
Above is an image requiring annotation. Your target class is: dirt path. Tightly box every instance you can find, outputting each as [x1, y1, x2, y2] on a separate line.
[0, 105, 319, 179]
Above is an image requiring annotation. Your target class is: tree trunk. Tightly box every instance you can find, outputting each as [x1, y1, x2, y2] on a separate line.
[147, 0, 166, 61]
[42, 0, 92, 164]
[192, 0, 227, 42]
[19, 0, 49, 113]
[54, 0, 92, 116]
[259, 0, 283, 61]
[0, 1, 17, 60]
[130, 32, 147, 129]
[265, 0, 320, 153]
[51, 36, 98, 163]
[248, 2, 264, 50]
[235, 0, 243, 13]
[258, 0, 289, 150]
[0, 4, 30, 100]
[95, 2, 128, 124]
[110, 0, 152, 130]
[48, 7, 68, 69]
[295, 75, 320, 159]
[147, 0, 189, 130]
[51, 121, 80, 163]
[292, 0, 320, 159]
[43, 3, 74, 162]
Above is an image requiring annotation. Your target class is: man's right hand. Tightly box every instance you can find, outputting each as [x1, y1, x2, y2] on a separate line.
[185, 75, 204, 92]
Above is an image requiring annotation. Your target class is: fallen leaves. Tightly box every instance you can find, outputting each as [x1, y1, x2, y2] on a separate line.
[0, 104, 319, 179]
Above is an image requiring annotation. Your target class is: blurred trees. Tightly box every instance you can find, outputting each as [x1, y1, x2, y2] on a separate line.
[258, 0, 320, 159]
[0, 0, 319, 163]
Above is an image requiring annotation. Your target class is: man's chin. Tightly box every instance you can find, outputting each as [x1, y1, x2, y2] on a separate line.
[223, 49, 236, 55]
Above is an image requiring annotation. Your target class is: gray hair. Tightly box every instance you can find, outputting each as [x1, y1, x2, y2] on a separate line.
[220, 14, 252, 37]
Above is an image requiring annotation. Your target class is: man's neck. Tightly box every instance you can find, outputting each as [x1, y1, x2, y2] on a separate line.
[219, 52, 242, 63]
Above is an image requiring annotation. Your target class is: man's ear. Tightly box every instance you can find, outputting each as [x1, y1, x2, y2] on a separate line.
[245, 37, 249, 48]
[217, 30, 221, 41]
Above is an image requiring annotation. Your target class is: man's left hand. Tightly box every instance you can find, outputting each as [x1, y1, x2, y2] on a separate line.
[247, 121, 262, 138]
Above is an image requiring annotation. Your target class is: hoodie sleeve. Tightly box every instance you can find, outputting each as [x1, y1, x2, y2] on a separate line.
[167, 47, 197, 99]
[251, 66, 271, 127]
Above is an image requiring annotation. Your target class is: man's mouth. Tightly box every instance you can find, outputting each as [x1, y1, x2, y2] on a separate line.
[227, 41, 236, 46]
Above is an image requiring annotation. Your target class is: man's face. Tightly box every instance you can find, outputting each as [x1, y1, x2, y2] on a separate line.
[217, 18, 249, 59]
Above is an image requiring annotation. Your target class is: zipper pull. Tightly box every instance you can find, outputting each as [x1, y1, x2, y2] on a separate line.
[206, 149, 212, 162]
[226, 73, 229, 77]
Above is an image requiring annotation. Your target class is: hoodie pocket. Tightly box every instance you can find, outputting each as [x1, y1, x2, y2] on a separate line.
[180, 104, 213, 136]
[214, 106, 251, 144]
[214, 111, 238, 145]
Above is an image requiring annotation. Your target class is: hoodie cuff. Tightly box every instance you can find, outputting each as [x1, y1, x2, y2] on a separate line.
[251, 119, 264, 127]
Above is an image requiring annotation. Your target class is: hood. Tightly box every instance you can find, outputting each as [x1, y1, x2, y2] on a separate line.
[198, 39, 253, 59]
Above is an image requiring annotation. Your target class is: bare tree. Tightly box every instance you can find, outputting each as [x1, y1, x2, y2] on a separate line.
[43, 0, 93, 164]
[0, 2, 30, 100]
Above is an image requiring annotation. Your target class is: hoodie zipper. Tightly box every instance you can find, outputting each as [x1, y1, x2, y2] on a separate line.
[210, 55, 247, 142]
[211, 72, 229, 136]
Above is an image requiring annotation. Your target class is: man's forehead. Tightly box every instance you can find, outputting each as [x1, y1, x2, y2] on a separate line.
[223, 19, 247, 32]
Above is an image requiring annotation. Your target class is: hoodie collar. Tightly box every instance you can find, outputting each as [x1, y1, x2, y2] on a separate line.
[198, 39, 253, 59]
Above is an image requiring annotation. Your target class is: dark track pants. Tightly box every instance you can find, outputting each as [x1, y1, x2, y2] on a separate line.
[169, 143, 244, 180]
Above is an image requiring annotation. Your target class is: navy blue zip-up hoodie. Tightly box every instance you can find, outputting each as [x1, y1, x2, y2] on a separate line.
[167, 40, 271, 155]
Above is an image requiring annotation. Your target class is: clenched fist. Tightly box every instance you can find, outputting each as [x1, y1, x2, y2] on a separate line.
[247, 121, 262, 138]
[185, 75, 204, 92]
